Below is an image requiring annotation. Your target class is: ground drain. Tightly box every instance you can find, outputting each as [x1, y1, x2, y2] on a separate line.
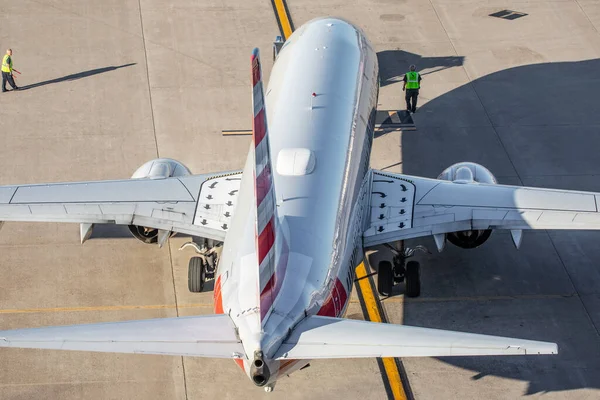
[489, 10, 528, 20]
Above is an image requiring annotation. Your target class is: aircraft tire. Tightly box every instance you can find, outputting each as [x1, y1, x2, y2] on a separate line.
[377, 260, 394, 297]
[188, 257, 206, 293]
[405, 261, 421, 297]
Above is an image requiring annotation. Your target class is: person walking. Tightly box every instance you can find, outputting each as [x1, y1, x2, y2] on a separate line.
[2, 49, 19, 92]
[402, 64, 421, 113]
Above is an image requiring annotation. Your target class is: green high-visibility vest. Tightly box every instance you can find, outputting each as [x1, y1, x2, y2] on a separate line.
[1, 55, 12, 73]
[405, 71, 420, 89]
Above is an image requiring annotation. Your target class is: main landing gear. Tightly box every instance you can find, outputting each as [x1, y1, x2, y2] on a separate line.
[377, 242, 428, 298]
[180, 239, 222, 293]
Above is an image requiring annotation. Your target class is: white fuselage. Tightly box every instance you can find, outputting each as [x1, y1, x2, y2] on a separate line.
[214, 18, 379, 384]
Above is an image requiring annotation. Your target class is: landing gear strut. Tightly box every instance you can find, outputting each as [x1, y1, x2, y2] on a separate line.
[273, 35, 284, 61]
[180, 239, 222, 293]
[377, 242, 427, 297]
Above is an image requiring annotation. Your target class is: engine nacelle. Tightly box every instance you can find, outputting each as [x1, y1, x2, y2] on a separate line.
[128, 158, 192, 244]
[131, 158, 192, 180]
[438, 162, 497, 249]
[447, 229, 492, 249]
[437, 161, 497, 184]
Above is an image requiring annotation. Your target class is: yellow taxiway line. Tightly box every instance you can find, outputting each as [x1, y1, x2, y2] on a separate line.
[272, 0, 294, 40]
[355, 261, 409, 400]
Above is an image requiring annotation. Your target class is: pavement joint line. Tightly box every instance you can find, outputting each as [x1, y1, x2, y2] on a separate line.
[137, 0, 160, 159]
[427, 0, 524, 185]
[0, 303, 213, 314]
[355, 261, 411, 400]
[166, 242, 190, 400]
[0, 379, 179, 388]
[383, 293, 578, 303]
[519, 173, 600, 178]
[575, 0, 599, 34]
[544, 230, 600, 338]
[167, 246, 181, 318]
[138, 0, 183, 396]
[0, 294, 583, 315]
[30, 0, 246, 86]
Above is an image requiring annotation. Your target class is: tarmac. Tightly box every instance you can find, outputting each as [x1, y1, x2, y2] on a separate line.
[1, 0, 599, 399]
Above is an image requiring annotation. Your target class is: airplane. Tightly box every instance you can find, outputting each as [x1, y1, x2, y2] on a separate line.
[4, 16, 600, 392]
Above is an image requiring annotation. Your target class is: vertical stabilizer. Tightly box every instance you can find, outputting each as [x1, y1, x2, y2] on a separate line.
[251, 49, 288, 324]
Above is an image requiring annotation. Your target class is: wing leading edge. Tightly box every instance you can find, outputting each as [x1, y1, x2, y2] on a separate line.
[275, 316, 557, 359]
[364, 169, 600, 247]
[0, 171, 242, 242]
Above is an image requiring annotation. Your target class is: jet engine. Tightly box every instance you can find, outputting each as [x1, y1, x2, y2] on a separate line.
[438, 162, 497, 249]
[128, 158, 192, 244]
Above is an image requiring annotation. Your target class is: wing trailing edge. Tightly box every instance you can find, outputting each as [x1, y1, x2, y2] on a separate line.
[275, 316, 557, 359]
[0, 314, 245, 359]
[364, 168, 600, 247]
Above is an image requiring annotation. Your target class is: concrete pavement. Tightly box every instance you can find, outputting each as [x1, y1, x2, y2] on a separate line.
[1, 0, 600, 399]
[0, 1, 382, 399]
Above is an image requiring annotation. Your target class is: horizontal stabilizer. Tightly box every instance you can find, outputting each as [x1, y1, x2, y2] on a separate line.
[0, 315, 244, 359]
[275, 316, 557, 359]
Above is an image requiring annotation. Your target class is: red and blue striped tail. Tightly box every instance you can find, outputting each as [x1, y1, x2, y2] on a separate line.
[251, 48, 288, 324]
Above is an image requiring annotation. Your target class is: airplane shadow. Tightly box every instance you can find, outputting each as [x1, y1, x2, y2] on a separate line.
[377, 50, 464, 87]
[19, 63, 136, 90]
[374, 52, 600, 395]
[88, 224, 188, 240]
[89, 224, 132, 239]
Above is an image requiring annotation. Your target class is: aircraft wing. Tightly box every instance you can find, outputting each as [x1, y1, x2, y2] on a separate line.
[0, 314, 245, 358]
[275, 316, 557, 359]
[364, 169, 600, 247]
[0, 171, 242, 242]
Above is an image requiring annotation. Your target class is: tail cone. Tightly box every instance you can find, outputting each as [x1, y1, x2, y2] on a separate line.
[250, 351, 271, 386]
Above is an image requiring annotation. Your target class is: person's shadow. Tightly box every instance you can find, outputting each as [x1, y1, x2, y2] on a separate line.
[19, 63, 136, 90]
[377, 50, 464, 87]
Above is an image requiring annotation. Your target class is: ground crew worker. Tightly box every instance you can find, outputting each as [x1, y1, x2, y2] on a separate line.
[402, 64, 421, 113]
[2, 49, 19, 92]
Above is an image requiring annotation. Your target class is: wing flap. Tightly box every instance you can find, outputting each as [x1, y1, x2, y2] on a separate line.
[364, 169, 600, 246]
[0, 172, 243, 241]
[0, 315, 244, 359]
[275, 316, 557, 359]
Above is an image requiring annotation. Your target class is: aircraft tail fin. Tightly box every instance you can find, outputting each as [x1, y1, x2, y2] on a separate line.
[251, 48, 288, 323]
[275, 316, 558, 359]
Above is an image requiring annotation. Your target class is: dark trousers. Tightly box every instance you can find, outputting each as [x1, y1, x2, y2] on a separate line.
[2, 71, 17, 91]
[405, 88, 419, 112]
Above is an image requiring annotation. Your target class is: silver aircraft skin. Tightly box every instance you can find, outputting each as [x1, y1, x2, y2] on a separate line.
[217, 18, 378, 380]
[7, 17, 600, 391]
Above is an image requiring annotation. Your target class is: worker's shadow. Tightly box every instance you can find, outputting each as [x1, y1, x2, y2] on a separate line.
[378, 55, 600, 395]
[377, 50, 464, 87]
[18, 63, 136, 90]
